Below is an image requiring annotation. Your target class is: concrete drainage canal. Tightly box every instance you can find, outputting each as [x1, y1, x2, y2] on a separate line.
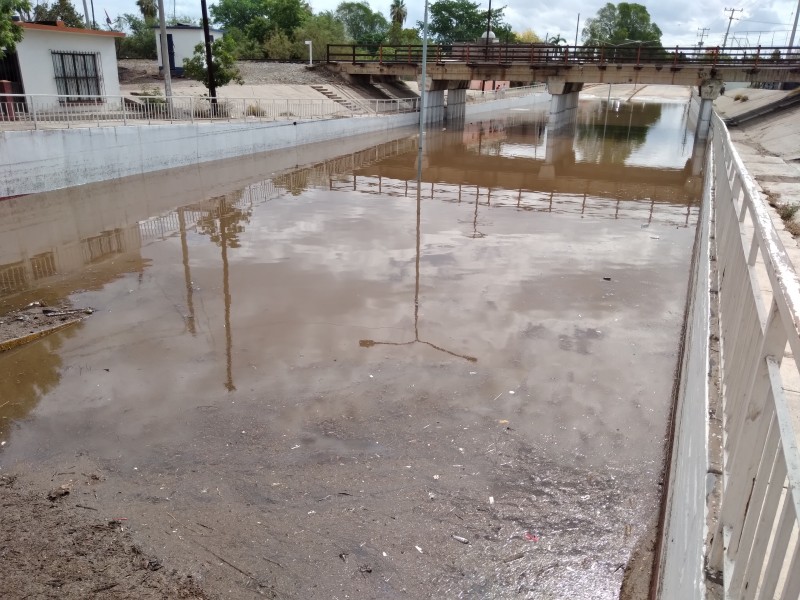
[0, 88, 702, 599]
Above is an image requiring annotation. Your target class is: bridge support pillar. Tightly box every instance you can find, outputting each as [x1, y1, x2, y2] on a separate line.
[547, 79, 583, 133]
[695, 79, 724, 141]
[445, 83, 469, 124]
[421, 79, 449, 124]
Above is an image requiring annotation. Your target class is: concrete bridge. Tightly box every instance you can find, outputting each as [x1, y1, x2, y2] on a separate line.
[327, 43, 800, 137]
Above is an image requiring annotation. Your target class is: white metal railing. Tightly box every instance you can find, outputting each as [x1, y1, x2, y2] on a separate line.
[0, 93, 421, 130]
[467, 83, 547, 103]
[708, 111, 800, 598]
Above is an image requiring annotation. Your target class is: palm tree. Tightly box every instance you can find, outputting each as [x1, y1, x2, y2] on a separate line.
[136, 0, 157, 23]
[389, 0, 407, 26]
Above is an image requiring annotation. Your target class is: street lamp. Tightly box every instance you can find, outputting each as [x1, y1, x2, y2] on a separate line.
[304, 40, 312, 66]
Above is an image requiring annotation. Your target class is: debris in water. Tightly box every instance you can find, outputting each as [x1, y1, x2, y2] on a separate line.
[451, 535, 469, 544]
[498, 420, 509, 424]
[415, 546, 423, 554]
[524, 532, 539, 542]
[503, 552, 525, 563]
[603, 277, 612, 281]
[489, 496, 495, 505]
[433, 474, 440, 480]
[509, 390, 515, 395]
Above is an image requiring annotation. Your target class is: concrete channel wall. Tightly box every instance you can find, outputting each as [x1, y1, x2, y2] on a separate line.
[0, 93, 549, 197]
[656, 126, 712, 598]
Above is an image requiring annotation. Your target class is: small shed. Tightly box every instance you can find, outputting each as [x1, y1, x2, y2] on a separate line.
[155, 24, 224, 76]
[6, 21, 124, 98]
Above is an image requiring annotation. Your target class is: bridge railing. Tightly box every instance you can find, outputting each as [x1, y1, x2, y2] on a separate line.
[327, 43, 800, 69]
[0, 93, 421, 130]
[708, 111, 800, 598]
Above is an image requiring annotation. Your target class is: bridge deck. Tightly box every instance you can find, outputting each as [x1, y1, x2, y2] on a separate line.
[327, 44, 800, 86]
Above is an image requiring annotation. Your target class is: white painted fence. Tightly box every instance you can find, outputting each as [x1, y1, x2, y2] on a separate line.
[707, 111, 800, 598]
[0, 93, 421, 130]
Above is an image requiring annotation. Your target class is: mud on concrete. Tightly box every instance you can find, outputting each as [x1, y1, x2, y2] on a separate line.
[0, 473, 208, 599]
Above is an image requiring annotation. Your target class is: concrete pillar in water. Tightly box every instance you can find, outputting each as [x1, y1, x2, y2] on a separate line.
[547, 78, 584, 133]
[419, 77, 449, 124]
[446, 87, 468, 124]
[695, 79, 724, 141]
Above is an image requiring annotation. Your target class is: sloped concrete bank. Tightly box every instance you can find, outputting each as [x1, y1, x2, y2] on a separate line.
[0, 94, 549, 198]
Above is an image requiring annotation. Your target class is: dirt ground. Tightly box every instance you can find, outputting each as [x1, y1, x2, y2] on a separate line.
[118, 59, 345, 88]
[0, 303, 91, 351]
[0, 474, 207, 599]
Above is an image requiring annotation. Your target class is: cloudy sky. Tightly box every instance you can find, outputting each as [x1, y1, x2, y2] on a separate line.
[89, 0, 798, 48]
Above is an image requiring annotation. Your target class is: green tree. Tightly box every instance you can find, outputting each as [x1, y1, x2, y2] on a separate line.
[292, 11, 347, 60]
[135, 0, 156, 23]
[581, 2, 662, 46]
[423, 0, 508, 44]
[389, 0, 406, 26]
[387, 22, 420, 45]
[335, 1, 389, 45]
[33, 0, 85, 27]
[263, 29, 292, 58]
[115, 13, 157, 58]
[267, 0, 310, 36]
[211, 0, 309, 36]
[183, 36, 244, 90]
[0, 0, 30, 58]
[516, 28, 542, 43]
[210, 0, 263, 32]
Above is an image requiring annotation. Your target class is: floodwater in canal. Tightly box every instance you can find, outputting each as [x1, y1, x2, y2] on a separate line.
[1, 91, 701, 599]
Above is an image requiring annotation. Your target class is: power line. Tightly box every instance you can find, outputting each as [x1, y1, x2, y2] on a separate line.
[697, 27, 710, 47]
[722, 7, 743, 47]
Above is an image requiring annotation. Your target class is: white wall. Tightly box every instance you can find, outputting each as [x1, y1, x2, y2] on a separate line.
[156, 28, 224, 70]
[0, 93, 549, 197]
[16, 28, 121, 98]
[657, 135, 711, 598]
[0, 112, 420, 197]
[465, 92, 550, 116]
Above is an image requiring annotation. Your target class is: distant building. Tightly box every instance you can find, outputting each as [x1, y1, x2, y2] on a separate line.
[154, 24, 224, 76]
[0, 21, 124, 98]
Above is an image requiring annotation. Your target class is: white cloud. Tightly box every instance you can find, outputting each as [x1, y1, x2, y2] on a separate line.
[94, 0, 798, 48]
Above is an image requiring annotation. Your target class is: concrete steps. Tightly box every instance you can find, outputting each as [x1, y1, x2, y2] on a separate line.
[310, 85, 360, 111]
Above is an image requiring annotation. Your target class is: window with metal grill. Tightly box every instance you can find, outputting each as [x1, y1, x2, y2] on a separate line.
[51, 51, 103, 100]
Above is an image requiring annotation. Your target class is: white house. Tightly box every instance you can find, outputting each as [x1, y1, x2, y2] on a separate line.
[12, 21, 124, 98]
[155, 24, 224, 76]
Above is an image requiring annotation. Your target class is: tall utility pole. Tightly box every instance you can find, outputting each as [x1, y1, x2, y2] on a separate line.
[722, 8, 742, 48]
[789, 0, 800, 50]
[697, 27, 710, 47]
[157, 0, 172, 101]
[200, 0, 217, 102]
[574, 13, 580, 46]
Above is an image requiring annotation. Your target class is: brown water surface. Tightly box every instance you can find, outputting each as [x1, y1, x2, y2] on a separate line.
[0, 98, 701, 599]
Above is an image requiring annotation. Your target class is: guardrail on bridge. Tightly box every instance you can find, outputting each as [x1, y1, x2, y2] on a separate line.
[327, 43, 800, 70]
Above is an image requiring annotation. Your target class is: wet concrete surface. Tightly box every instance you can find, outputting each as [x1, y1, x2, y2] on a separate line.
[0, 97, 700, 598]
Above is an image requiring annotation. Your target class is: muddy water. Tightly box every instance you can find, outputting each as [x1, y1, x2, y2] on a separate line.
[0, 97, 701, 599]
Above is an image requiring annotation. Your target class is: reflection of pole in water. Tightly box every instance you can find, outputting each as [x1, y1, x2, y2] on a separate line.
[178, 208, 196, 336]
[219, 198, 236, 392]
[360, 143, 477, 363]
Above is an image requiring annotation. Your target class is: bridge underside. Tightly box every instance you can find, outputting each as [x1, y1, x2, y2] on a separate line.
[327, 62, 800, 87]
